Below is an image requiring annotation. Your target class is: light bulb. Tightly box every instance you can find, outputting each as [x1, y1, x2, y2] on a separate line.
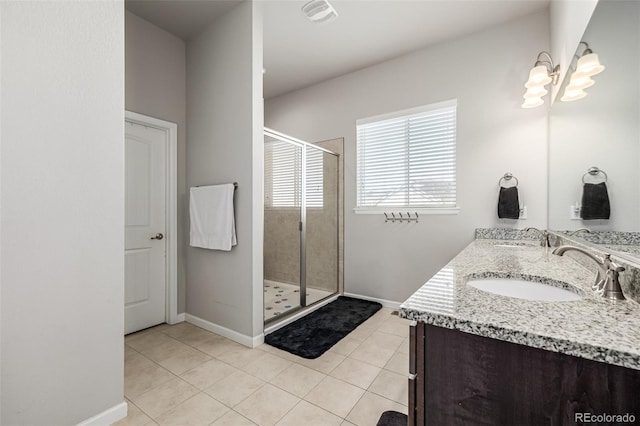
[576, 53, 605, 76]
[523, 86, 548, 99]
[522, 97, 544, 108]
[561, 87, 587, 102]
[567, 72, 594, 90]
[525, 65, 552, 88]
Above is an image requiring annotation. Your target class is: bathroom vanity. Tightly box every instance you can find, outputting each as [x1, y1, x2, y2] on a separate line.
[400, 233, 640, 425]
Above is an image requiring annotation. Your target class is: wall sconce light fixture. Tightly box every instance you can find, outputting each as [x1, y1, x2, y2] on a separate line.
[561, 42, 605, 102]
[522, 52, 560, 108]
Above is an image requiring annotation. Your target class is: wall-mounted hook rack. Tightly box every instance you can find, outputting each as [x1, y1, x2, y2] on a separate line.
[383, 211, 420, 223]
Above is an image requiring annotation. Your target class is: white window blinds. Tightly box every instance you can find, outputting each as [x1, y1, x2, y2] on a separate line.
[356, 100, 457, 208]
[265, 140, 301, 208]
[264, 141, 323, 208]
[305, 149, 324, 208]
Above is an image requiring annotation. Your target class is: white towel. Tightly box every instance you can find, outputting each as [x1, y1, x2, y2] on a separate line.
[190, 184, 237, 251]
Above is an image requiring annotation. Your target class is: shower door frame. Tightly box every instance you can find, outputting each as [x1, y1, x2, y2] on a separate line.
[264, 128, 340, 325]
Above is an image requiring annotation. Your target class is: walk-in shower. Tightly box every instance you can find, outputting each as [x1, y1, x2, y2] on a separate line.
[263, 128, 340, 323]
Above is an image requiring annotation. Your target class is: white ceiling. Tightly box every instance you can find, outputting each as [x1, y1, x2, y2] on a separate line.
[125, 0, 242, 40]
[125, 0, 550, 99]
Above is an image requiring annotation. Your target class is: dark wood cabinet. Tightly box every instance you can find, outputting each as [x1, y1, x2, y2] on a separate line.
[408, 323, 640, 426]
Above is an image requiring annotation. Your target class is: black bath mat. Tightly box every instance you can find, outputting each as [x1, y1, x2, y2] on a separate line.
[376, 411, 408, 426]
[264, 296, 382, 359]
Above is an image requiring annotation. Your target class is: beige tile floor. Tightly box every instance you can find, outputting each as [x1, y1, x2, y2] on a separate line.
[117, 308, 410, 426]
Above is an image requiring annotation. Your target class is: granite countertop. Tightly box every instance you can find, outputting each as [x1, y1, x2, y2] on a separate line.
[604, 244, 640, 257]
[399, 239, 640, 370]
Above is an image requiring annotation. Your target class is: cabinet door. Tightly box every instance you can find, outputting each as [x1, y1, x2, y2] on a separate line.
[408, 321, 425, 426]
[408, 321, 417, 426]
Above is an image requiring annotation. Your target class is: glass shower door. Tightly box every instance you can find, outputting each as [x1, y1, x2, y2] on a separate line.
[304, 146, 339, 306]
[263, 129, 341, 324]
[264, 136, 302, 321]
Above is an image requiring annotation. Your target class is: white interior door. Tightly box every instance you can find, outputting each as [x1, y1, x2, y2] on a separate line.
[125, 120, 166, 334]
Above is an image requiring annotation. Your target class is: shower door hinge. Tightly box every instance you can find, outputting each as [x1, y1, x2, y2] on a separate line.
[299, 221, 303, 231]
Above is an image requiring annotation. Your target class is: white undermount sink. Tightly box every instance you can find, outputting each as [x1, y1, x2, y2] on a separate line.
[467, 277, 583, 302]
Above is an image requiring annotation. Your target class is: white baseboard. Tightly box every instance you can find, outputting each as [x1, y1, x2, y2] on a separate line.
[253, 333, 265, 347]
[76, 401, 127, 426]
[185, 294, 400, 349]
[185, 314, 262, 348]
[166, 312, 184, 325]
[343, 292, 402, 310]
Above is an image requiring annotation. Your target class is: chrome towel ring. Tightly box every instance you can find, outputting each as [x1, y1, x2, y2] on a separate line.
[582, 166, 607, 183]
[499, 172, 518, 187]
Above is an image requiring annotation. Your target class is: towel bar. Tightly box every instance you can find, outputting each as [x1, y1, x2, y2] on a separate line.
[195, 182, 238, 189]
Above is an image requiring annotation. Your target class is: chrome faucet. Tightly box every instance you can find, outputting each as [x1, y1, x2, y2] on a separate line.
[568, 228, 592, 236]
[525, 227, 551, 247]
[552, 245, 626, 301]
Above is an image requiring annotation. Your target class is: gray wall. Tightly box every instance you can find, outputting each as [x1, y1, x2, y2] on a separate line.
[1, 1, 125, 424]
[186, 1, 264, 339]
[125, 11, 188, 313]
[266, 11, 550, 304]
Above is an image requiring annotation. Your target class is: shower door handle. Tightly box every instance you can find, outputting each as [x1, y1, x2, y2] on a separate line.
[299, 221, 302, 231]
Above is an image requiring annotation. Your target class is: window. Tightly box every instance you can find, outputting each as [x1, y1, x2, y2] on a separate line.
[264, 140, 324, 208]
[356, 100, 457, 211]
[305, 148, 324, 208]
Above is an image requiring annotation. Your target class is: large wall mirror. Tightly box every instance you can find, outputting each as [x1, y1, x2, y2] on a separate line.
[549, 0, 640, 262]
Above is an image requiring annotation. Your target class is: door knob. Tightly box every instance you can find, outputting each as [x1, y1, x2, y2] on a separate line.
[150, 233, 164, 240]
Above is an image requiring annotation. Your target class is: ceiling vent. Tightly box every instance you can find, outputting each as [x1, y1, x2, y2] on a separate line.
[302, 0, 338, 23]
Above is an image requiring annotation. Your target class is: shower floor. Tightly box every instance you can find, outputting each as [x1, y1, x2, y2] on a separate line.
[264, 280, 333, 319]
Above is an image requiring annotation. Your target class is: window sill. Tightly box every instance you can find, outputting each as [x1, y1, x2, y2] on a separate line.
[353, 207, 460, 215]
[265, 207, 324, 210]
